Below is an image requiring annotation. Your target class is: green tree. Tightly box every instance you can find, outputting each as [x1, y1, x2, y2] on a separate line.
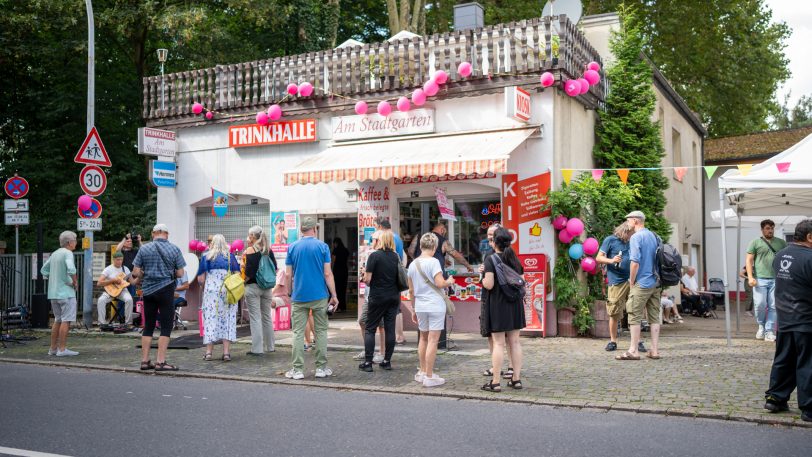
[772, 94, 812, 130]
[593, 6, 670, 240]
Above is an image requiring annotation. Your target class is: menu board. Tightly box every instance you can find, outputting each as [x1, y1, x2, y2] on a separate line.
[449, 275, 483, 302]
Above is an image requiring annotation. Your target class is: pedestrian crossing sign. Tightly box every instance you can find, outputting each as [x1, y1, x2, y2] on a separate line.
[73, 126, 112, 167]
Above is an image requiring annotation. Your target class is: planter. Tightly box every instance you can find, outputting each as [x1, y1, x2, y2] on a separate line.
[557, 307, 577, 337]
[590, 300, 610, 338]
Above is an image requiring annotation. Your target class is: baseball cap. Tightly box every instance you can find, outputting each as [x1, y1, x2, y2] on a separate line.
[112, 251, 124, 259]
[624, 211, 646, 221]
[301, 217, 317, 231]
[152, 223, 169, 233]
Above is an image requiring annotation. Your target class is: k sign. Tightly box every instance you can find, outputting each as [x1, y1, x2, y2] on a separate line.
[505, 87, 531, 123]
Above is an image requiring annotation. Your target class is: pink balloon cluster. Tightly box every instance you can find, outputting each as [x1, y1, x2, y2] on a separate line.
[554, 216, 598, 273]
[189, 240, 207, 252]
[230, 239, 245, 253]
[563, 62, 602, 97]
[192, 102, 214, 120]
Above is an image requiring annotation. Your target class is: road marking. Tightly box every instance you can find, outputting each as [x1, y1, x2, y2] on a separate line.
[183, 396, 192, 399]
[0, 446, 74, 457]
[162, 394, 172, 397]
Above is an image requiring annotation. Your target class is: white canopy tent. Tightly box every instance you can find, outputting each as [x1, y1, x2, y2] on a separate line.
[716, 133, 812, 346]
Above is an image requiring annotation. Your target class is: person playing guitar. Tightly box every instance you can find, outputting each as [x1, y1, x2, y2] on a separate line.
[97, 251, 136, 325]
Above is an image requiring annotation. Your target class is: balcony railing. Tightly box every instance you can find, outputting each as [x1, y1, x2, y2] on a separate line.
[143, 15, 604, 124]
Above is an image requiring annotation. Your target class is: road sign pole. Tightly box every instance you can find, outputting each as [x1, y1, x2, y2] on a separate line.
[14, 225, 21, 306]
[83, 0, 95, 328]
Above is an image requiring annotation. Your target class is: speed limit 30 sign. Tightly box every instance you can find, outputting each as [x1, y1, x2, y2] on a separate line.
[79, 165, 107, 196]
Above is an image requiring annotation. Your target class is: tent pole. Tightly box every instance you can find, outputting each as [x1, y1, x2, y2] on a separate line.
[719, 187, 732, 347]
[735, 213, 741, 333]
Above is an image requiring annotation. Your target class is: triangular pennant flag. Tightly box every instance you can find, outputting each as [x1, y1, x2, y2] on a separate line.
[776, 162, 791, 173]
[737, 164, 752, 176]
[704, 166, 718, 179]
[562, 169, 574, 185]
[591, 169, 604, 182]
[674, 167, 687, 182]
[616, 169, 630, 184]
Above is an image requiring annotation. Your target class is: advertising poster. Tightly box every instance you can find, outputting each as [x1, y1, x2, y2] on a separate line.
[522, 272, 546, 335]
[212, 188, 228, 217]
[517, 172, 551, 255]
[434, 186, 456, 221]
[448, 276, 483, 302]
[357, 181, 391, 312]
[270, 211, 299, 263]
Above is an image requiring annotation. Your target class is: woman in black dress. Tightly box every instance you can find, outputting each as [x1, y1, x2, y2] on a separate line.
[359, 231, 402, 372]
[480, 227, 525, 391]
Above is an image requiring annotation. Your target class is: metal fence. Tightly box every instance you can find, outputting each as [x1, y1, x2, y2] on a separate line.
[0, 253, 85, 311]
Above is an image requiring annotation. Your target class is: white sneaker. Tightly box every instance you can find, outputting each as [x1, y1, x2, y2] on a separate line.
[756, 325, 765, 340]
[764, 332, 776, 342]
[285, 369, 304, 380]
[352, 351, 366, 360]
[423, 374, 446, 387]
[315, 367, 333, 378]
[372, 353, 384, 364]
[414, 371, 425, 383]
[48, 348, 57, 356]
[56, 349, 79, 357]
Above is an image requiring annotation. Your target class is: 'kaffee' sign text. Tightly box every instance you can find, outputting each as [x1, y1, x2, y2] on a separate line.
[332, 109, 435, 141]
[229, 119, 318, 148]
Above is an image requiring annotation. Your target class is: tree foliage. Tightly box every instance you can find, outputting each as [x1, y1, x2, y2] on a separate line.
[772, 94, 812, 130]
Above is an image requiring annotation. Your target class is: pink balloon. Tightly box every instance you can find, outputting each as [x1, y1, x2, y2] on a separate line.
[78, 195, 92, 212]
[267, 104, 282, 121]
[412, 88, 427, 106]
[286, 83, 299, 95]
[189, 240, 200, 251]
[558, 230, 575, 244]
[552, 215, 568, 231]
[196, 241, 208, 252]
[192, 102, 203, 114]
[423, 79, 439, 97]
[581, 257, 597, 273]
[564, 79, 581, 97]
[298, 82, 314, 97]
[540, 72, 555, 87]
[583, 237, 599, 256]
[584, 69, 600, 85]
[377, 101, 392, 116]
[256, 111, 269, 125]
[433, 70, 448, 85]
[355, 101, 368, 115]
[231, 239, 245, 252]
[566, 217, 584, 237]
[587, 61, 601, 72]
[397, 96, 411, 112]
[578, 78, 590, 95]
[205, 111, 213, 120]
[457, 61, 472, 78]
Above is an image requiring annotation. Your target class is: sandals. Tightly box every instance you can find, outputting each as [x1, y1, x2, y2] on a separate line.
[222, 354, 232, 362]
[203, 352, 213, 361]
[502, 367, 515, 379]
[154, 362, 179, 371]
[140, 360, 155, 370]
[481, 381, 502, 392]
[507, 379, 523, 389]
[615, 351, 641, 361]
[646, 353, 661, 360]
[483, 368, 505, 377]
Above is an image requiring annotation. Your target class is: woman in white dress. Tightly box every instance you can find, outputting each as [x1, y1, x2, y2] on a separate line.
[196, 234, 241, 361]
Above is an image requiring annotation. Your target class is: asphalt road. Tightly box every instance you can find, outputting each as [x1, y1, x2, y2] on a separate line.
[0, 363, 808, 457]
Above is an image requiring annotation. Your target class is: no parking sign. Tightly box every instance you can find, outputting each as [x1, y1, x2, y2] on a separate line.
[4, 175, 29, 199]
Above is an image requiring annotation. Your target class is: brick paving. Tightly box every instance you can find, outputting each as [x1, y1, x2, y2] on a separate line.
[1, 317, 809, 428]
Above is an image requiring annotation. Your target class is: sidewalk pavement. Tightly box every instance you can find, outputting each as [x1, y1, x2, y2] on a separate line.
[1, 317, 808, 429]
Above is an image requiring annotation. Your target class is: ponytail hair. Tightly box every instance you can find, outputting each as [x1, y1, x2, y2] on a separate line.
[248, 225, 269, 255]
[492, 227, 523, 273]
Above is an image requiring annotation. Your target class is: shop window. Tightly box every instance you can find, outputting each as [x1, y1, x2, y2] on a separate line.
[453, 198, 501, 266]
[195, 203, 270, 244]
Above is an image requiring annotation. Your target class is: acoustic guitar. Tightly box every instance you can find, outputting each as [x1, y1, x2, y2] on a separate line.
[104, 272, 130, 298]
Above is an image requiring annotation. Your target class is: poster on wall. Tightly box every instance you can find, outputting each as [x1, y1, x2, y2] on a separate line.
[434, 186, 456, 221]
[517, 172, 551, 255]
[212, 188, 228, 217]
[522, 271, 546, 336]
[270, 211, 299, 262]
[357, 181, 391, 310]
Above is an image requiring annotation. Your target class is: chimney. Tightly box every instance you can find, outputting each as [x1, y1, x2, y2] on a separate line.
[453, 2, 484, 31]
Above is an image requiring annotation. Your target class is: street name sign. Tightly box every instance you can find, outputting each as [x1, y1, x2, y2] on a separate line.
[138, 127, 177, 157]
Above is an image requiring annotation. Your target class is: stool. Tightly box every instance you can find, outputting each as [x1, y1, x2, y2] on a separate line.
[173, 297, 188, 330]
[107, 298, 125, 325]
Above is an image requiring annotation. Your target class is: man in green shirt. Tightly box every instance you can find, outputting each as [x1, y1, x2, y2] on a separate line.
[746, 219, 788, 342]
[41, 231, 79, 356]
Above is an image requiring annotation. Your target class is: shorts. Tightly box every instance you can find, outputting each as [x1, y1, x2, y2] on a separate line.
[417, 311, 445, 331]
[626, 284, 662, 325]
[51, 297, 77, 323]
[606, 282, 630, 319]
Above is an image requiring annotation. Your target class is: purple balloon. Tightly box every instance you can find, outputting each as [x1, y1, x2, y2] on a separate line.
[566, 218, 584, 237]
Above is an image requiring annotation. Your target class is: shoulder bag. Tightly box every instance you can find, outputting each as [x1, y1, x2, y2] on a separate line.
[222, 255, 245, 305]
[415, 259, 455, 316]
[395, 252, 409, 292]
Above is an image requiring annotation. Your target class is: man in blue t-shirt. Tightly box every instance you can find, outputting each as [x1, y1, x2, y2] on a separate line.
[285, 217, 338, 380]
[596, 222, 635, 352]
[616, 211, 662, 361]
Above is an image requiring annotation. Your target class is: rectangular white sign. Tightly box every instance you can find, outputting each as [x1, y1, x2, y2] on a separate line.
[138, 127, 177, 157]
[92, 252, 107, 277]
[505, 87, 531, 122]
[4, 199, 29, 212]
[77, 218, 102, 231]
[5, 212, 29, 225]
[332, 109, 435, 141]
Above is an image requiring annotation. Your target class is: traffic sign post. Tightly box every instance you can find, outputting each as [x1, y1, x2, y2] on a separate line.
[76, 198, 103, 219]
[77, 218, 102, 231]
[4, 213, 29, 225]
[79, 165, 107, 196]
[4, 199, 29, 212]
[4, 175, 29, 199]
[74, 126, 112, 167]
[3, 177, 30, 307]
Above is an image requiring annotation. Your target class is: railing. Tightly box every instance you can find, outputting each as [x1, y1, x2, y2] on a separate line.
[0, 253, 85, 312]
[143, 15, 604, 123]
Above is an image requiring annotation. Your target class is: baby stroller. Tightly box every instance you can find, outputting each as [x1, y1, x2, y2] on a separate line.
[707, 278, 725, 317]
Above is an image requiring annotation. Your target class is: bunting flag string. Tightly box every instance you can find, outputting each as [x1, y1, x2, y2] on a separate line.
[591, 169, 604, 182]
[616, 169, 630, 184]
[557, 163, 783, 183]
[776, 162, 791, 173]
[737, 164, 752, 176]
[704, 165, 719, 179]
[674, 167, 687, 182]
[562, 169, 574, 185]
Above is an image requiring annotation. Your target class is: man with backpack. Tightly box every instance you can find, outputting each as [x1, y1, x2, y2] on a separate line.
[616, 211, 662, 361]
[746, 219, 787, 342]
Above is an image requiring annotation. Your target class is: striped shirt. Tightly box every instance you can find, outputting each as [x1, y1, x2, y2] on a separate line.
[133, 238, 186, 296]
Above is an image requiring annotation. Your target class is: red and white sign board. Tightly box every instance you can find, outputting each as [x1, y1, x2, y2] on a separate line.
[79, 165, 107, 196]
[77, 198, 103, 219]
[501, 174, 519, 249]
[74, 127, 112, 167]
[228, 119, 318, 148]
[505, 87, 531, 122]
[434, 186, 456, 221]
[522, 271, 546, 336]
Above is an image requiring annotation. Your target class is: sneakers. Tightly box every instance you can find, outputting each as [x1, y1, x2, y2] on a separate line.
[48, 348, 57, 356]
[764, 396, 789, 413]
[372, 353, 384, 364]
[379, 360, 392, 370]
[638, 342, 648, 353]
[764, 332, 776, 342]
[423, 374, 446, 387]
[358, 362, 374, 372]
[605, 341, 617, 352]
[756, 325, 765, 340]
[352, 351, 366, 360]
[315, 367, 333, 378]
[414, 371, 426, 383]
[285, 369, 304, 380]
[56, 349, 79, 357]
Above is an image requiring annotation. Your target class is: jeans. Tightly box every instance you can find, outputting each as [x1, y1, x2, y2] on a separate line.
[753, 278, 776, 332]
[290, 298, 329, 371]
[364, 297, 399, 363]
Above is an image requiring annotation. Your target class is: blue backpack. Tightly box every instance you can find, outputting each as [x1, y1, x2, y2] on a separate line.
[256, 253, 277, 289]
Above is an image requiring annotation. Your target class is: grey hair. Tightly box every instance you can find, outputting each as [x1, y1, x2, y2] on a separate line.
[59, 231, 77, 247]
[419, 232, 438, 253]
[248, 225, 269, 254]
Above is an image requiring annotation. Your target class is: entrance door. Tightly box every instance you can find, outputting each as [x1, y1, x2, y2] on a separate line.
[322, 217, 357, 315]
[398, 200, 440, 265]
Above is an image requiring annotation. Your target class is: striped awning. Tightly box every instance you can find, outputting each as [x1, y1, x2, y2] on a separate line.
[284, 128, 536, 186]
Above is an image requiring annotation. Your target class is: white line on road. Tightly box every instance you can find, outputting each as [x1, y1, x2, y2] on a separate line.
[0, 446, 74, 457]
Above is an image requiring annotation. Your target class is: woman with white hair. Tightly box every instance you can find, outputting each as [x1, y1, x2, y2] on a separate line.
[196, 234, 241, 361]
[243, 225, 278, 356]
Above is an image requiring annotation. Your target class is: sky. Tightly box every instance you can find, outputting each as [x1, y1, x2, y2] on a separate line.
[766, 0, 812, 107]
